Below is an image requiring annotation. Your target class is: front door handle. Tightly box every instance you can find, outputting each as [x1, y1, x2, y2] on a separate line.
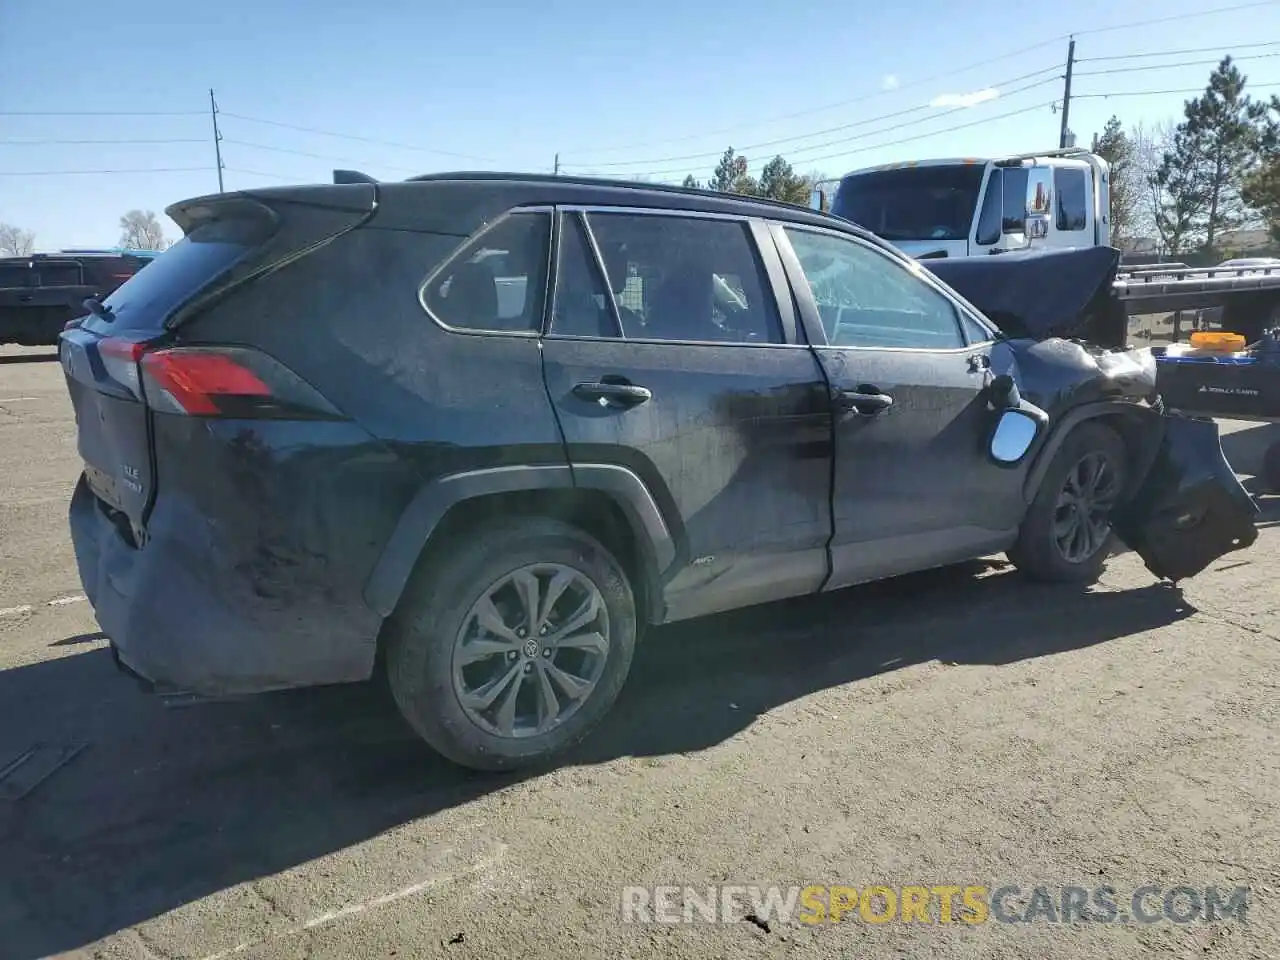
[837, 388, 894, 416]
[573, 381, 653, 408]
[968, 353, 991, 373]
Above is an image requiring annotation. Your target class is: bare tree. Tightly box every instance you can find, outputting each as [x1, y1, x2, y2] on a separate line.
[1130, 120, 1178, 253]
[118, 210, 170, 251]
[0, 223, 36, 256]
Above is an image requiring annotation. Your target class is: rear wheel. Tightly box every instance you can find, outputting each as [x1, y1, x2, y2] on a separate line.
[1009, 422, 1128, 584]
[385, 517, 637, 772]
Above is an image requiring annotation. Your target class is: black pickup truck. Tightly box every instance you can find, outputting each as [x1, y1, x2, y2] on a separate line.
[0, 250, 159, 346]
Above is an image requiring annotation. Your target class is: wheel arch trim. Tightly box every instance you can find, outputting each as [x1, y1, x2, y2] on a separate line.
[1021, 400, 1162, 505]
[363, 463, 676, 620]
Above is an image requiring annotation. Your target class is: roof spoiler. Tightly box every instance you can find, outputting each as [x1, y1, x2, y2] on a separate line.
[333, 169, 378, 184]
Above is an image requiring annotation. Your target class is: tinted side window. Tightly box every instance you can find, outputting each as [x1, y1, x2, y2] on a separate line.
[783, 227, 964, 350]
[1055, 168, 1088, 232]
[1002, 167, 1028, 234]
[423, 212, 550, 333]
[586, 213, 783, 344]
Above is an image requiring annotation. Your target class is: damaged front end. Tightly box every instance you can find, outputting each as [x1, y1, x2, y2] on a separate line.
[1110, 414, 1260, 582]
[997, 336, 1260, 583]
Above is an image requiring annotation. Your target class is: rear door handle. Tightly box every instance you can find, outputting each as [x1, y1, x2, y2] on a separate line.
[573, 381, 653, 407]
[838, 388, 894, 416]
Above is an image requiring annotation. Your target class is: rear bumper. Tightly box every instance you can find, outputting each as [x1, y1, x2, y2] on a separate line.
[70, 474, 382, 696]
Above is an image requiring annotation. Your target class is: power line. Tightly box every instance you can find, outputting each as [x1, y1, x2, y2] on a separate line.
[559, 40, 1065, 158]
[796, 101, 1058, 169]
[218, 112, 496, 162]
[612, 100, 1056, 181]
[224, 167, 306, 182]
[0, 138, 205, 145]
[1075, 52, 1280, 77]
[222, 138, 421, 174]
[0, 167, 209, 176]
[0, 110, 204, 117]
[554, 0, 1280, 159]
[1073, 81, 1280, 100]
[1072, 0, 1280, 37]
[1077, 40, 1280, 62]
[567, 66, 1065, 170]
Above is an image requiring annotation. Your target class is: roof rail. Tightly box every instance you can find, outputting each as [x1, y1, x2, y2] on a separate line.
[401, 170, 837, 218]
[334, 169, 378, 184]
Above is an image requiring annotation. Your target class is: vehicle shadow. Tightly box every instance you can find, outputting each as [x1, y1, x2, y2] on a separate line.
[0, 563, 1195, 958]
[1220, 421, 1280, 479]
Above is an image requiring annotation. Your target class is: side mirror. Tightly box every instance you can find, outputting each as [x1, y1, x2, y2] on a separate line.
[810, 188, 826, 211]
[988, 405, 1049, 467]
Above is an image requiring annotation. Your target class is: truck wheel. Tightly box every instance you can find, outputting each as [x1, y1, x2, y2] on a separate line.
[1008, 422, 1129, 585]
[1262, 440, 1280, 493]
[385, 517, 637, 772]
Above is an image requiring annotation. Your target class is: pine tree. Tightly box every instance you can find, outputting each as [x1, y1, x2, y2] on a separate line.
[1155, 57, 1271, 255]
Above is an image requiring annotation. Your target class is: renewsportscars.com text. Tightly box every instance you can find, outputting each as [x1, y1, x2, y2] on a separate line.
[620, 884, 1249, 926]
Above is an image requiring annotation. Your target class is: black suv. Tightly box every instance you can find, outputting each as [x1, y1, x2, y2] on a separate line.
[60, 173, 1256, 771]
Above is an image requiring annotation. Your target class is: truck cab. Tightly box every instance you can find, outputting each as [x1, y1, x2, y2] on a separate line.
[815, 149, 1111, 259]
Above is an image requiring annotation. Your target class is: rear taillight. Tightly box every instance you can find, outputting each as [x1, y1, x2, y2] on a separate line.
[139, 345, 341, 419]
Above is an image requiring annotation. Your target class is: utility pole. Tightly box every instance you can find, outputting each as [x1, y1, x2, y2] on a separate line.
[1059, 38, 1076, 149]
[553, 153, 560, 175]
[209, 88, 225, 193]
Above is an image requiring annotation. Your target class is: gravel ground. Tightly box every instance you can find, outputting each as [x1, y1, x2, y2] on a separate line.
[1, 344, 1278, 960]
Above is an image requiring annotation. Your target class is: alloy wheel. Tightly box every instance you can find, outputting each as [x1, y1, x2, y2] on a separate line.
[1053, 451, 1122, 564]
[451, 563, 610, 739]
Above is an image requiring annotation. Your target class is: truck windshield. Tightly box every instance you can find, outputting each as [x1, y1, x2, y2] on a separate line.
[832, 165, 985, 242]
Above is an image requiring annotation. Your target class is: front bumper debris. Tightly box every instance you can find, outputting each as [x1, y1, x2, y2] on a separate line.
[1112, 414, 1260, 582]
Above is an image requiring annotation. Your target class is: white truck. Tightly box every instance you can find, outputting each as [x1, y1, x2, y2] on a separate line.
[812, 147, 1280, 342]
[811, 147, 1110, 259]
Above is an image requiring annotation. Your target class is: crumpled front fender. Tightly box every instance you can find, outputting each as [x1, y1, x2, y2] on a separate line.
[1111, 414, 1260, 582]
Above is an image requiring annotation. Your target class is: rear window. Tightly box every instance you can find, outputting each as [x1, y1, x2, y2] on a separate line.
[37, 261, 84, 286]
[91, 229, 252, 333]
[0, 263, 32, 289]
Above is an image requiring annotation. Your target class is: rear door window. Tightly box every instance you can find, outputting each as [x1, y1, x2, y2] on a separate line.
[583, 212, 783, 344]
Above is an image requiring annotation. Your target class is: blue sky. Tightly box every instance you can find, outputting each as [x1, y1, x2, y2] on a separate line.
[3, 0, 1279, 249]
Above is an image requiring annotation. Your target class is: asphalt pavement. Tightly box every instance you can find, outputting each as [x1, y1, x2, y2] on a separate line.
[2, 344, 1278, 959]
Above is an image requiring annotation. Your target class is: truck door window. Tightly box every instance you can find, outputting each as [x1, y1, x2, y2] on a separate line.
[1001, 168, 1029, 234]
[976, 169, 1003, 245]
[1054, 168, 1088, 232]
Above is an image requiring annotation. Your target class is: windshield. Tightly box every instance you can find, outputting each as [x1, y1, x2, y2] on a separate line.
[832, 165, 985, 242]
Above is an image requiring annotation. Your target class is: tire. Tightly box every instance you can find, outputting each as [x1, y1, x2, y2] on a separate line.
[1008, 421, 1129, 585]
[1262, 440, 1280, 494]
[385, 517, 637, 772]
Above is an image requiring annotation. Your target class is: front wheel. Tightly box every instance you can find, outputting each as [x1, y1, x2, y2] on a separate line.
[1008, 422, 1129, 584]
[385, 517, 637, 772]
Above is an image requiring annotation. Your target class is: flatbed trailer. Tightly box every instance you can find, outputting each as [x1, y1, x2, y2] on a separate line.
[1114, 261, 1280, 342]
